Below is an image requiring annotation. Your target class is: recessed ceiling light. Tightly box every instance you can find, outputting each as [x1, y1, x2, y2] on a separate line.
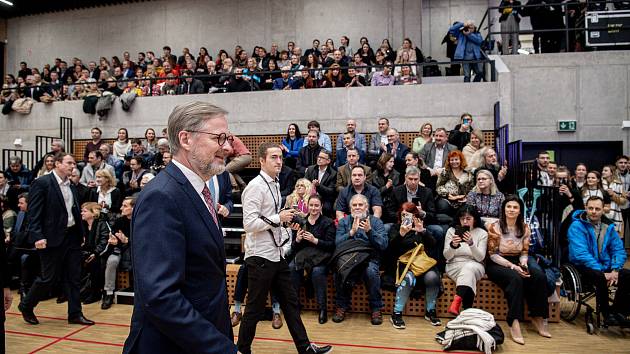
[0, 0, 14, 6]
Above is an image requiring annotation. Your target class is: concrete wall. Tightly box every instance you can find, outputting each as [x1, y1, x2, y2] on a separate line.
[0, 83, 498, 153]
[6, 0, 423, 73]
[496, 50, 630, 151]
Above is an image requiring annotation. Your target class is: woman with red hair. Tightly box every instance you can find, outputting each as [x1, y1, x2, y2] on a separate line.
[436, 150, 474, 214]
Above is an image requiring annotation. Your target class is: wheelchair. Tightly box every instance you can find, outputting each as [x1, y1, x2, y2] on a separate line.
[559, 263, 628, 334]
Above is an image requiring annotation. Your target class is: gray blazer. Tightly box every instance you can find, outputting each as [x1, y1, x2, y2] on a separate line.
[420, 142, 458, 169]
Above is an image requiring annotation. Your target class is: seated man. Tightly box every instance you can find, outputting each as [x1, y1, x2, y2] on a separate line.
[126, 138, 155, 167]
[336, 148, 372, 193]
[304, 150, 337, 218]
[335, 166, 382, 220]
[568, 196, 630, 326]
[272, 66, 297, 90]
[297, 129, 323, 176]
[385, 128, 410, 174]
[80, 151, 116, 187]
[333, 194, 387, 325]
[225, 135, 252, 190]
[335, 132, 365, 168]
[302, 120, 332, 153]
[386, 166, 445, 258]
[367, 118, 390, 167]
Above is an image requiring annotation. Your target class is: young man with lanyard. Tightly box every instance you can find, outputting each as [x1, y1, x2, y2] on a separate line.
[237, 142, 332, 354]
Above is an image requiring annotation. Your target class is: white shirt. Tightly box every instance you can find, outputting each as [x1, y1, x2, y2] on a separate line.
[97, 186, 115, 213]
[318, 167, 327, 182]
[171, 159, 213, 214]
[52, 170, 75, 227]
[433, 145, 445, 169]
[242, 170, 291, 262]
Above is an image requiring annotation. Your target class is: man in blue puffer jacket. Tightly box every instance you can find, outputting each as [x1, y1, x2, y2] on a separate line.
[449, 20, 484, 82]
[568, 196, 630, 326]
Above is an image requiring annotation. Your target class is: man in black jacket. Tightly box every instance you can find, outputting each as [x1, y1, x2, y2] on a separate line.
[17, 152, 94, 326]
[177, 70, 205, 95]
[386, 166, 445, 258]
[297, 130, 323, 176]
[448, 113, 474, 150]
[305, 150, 337, 218]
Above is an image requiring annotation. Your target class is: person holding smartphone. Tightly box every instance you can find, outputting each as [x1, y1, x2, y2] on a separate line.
[448, 113, 474, 150]
[485, 195, 550, 345]
[443, 205, 487, 315]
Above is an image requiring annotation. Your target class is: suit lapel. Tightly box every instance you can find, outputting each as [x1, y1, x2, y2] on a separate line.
[164, 164, 223, 249]
[49, 174, 66, 210]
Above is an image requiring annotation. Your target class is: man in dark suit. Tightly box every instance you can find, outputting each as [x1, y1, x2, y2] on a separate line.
[17, 152, 94, 326]
[297, 129, 323, 176]
[305, 150, 337, 217]
[123, 102, 237, 353]
[22, 75, 45, 102]
[336, 148, 372, 193]
[420, 127, 457, 188]
[177, 70, 205, 95]
[87, 61, 101, 81]
[385, 128, 410, 174]
[386, 166, 445, 258]
[208, 170, 234, 222]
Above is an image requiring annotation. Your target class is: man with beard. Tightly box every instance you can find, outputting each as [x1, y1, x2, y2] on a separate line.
[476, 148, 508, 191]
[123, 102, 236, 353]
[237, 142, 332, 354]
[536, 150, 552, 187]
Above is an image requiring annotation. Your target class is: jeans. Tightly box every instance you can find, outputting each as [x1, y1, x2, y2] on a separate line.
[289, 263, 328, 309]
[463, 61, 483, 82]
[335, 259, 383, 311]
[393, 269, 440, 313]
[103, 254, 120, 294]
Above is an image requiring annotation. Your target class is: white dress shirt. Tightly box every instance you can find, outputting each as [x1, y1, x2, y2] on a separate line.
[171, 159, 212, 214]
[242, 170, 291, 262]
[52, 170, 75, 227]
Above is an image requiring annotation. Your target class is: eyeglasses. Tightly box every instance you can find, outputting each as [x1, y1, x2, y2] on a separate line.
[187, 131, 232, 146]
[317, 156, 329, 160]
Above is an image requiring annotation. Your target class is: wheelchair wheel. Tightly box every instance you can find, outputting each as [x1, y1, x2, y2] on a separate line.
[560, 264, 582, 322]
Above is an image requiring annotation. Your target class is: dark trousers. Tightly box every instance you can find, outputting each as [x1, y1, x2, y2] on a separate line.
[233, 263, 279, 306]
[577, 267, 630, 316]
[289, 263, 328, 309]
[21, 235, 82, 317]
[486, 256, 548, 326]
[237, 256, 310, 354]
[334, 259, 383, 311]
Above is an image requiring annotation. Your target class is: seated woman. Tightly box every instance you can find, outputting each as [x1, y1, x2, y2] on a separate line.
[436, 150, 474, 215]
[283, 178, 312, 216]
[289, 195, 336, 324]
[412, 122, 433, 154]
[320, 64, 345, 88]
[485, 195, 551, 344]
[34, 154, 55, 179]
[383, 202, 441, 329]
[466, 169, 505, 224]
[101, 196, 134, 310]
[79, 202, 109, 304]
[462, 129, 485, 164]
[370, 153, 400, 200]
[88, 169, 122, 219]
[601, 165, 627, 237]
[443, 205, 488, 315]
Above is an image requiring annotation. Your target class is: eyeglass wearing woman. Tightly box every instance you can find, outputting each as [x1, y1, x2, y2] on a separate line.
[465, 169, 505, 223]
[284, 178, 312, 215]
[485, 195, 551, 344]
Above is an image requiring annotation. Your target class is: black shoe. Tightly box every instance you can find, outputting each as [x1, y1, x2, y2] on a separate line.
[424, 310, 441, 326]
[56, 294, 67, 303]
[318, 309, 328, 324]
[68, 314, 95, 325]
[304, 343, 333, 354]
[17, 303, 39, 325]
[604, 313, 620, 327]
[101, 294, 114, 310]
[83, 293, 102, 305]
[332, 307, 346, 323]
[390, 312, 406, 329]
[371, 310, 383, 325]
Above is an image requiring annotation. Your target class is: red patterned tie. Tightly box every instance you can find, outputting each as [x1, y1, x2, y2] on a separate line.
[201, 184, 219, 227]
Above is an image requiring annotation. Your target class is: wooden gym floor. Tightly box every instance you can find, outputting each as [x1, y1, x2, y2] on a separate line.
[4, 291, 629, 354]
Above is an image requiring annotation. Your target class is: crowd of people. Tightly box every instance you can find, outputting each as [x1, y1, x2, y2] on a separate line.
[2, 35, 445, 109]
[1, 112, 629, 348]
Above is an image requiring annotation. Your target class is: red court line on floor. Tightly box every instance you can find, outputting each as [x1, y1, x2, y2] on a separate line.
[28, 325, 90, 354]
[7, 314, 476, 353]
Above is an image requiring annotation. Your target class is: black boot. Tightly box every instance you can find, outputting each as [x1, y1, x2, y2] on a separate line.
[101, 294, 114, 310]
[318, 308, 327, 324]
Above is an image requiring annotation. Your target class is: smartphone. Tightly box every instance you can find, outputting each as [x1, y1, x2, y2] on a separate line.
[463, 118, 470, 125]
[402, 214, 413, 227]
[455, 225, 469, 236]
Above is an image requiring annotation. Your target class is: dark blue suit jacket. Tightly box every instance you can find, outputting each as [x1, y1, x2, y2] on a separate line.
[123, 163, 236, 354]
[215, 170, 233, 214]
[335, 147, 366, 168]
[27, 172, 82, 248]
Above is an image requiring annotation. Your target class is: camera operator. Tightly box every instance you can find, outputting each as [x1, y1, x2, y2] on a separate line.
[448, 20, 484, 83]
[288, 195, 336, 324]
[237, 142, 331, 354]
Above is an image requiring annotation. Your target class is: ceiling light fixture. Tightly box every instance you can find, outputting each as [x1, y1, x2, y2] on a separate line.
[0, 0, 14, 6]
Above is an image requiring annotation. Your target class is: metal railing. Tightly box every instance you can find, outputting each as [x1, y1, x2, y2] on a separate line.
[60, 116, 73, 154]
[2, 149, 34, 171]
[478, 0, 630, 53]
[35, 135, 56, 160]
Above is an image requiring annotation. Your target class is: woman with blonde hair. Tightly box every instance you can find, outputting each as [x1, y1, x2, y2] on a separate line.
[88, 169, 122, 216]
[462, 129, 485, 164]
[412, 122, 433, 154]
[466, 169, 505, 223]
[35, 154, 55, 179]
[284, 178, 312, 215]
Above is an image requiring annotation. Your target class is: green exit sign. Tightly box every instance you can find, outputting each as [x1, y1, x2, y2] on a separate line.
[558, 120, 577, 132]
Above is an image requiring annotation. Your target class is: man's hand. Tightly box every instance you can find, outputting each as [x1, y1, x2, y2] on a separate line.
[217, 204, 230, 218]
[115, 231, 128, 244]
[108, 234, 118, 245]
[87, 180, 97, 188]
[350, 217, 360, 237]
[359, 217, 371, 233]
[605, 271, 619, 287]
[312, 179, 319, 187]
[35, 239, 47, 249]
[279, 209, 296, 223]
